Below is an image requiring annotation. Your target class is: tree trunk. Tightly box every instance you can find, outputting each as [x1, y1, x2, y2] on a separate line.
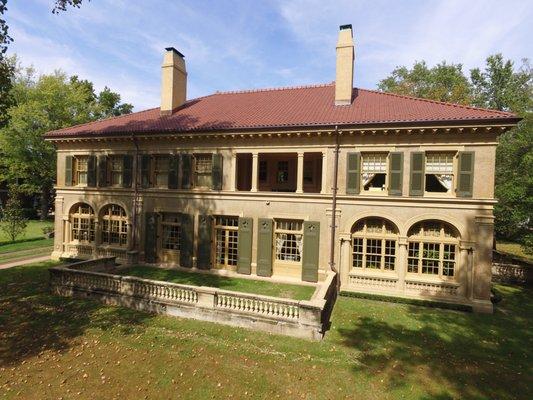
[40, 186, 50, 220]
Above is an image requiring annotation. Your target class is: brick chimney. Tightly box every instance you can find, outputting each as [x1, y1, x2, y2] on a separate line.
[160, 47, 187, 115]
[335, 24, 354, 106]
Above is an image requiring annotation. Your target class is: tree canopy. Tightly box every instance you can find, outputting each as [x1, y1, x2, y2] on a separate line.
[0, 61, 133, 218]
[379, 55, 533, 253]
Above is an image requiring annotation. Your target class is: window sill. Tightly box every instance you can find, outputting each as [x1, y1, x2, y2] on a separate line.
[350, 269, 398, 279]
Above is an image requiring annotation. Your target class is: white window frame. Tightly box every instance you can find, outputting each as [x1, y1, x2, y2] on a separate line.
[424, 152, 456, 196]
[74, 155, 89, 186]
[101, 204, 128, 247]
[160, 213, 181, 252]
[361, 153, 388, 194]
[214, 216, 239, 269]
[274, 219, 303, 264]
[407, 221, 458, 279]
[351, 218, 398, 271]
[70, 203, 95, 244]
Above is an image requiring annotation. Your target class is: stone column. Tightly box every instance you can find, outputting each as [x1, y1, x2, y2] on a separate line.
[230, 153, 237, 191]
[458, 241, 474, 300]
[339, 233, 351, 288]
[251, 152, 259, 192]
[472, 215, 495, 313]
[397, 236, 408, 294]
[51, 196, 65, 260]
[296, 152, 304, 194]
[320, 151, 328, 194]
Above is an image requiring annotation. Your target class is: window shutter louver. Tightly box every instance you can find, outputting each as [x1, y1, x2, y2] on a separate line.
[409, 152, 425, 196]
[302, 221, 320, 282]
[197, 215, 212, 269]
[65, 155, 73, 186]
[144, 212, 158, 263]
[179, 213, 194, 268]
[168, 154, 180, 189]
[457, 151, 475, 197]
[237, 217, 253, 274]
[388, 152, 403, 196]
[256, 218, 273, 277]
[97, 155, 108, 187]
[141, 155, 151, 188]
[346, 152, 360, 194]
[181, 153, 192, 189]
[87, 155, 97, 187]
[211, 153, 223, 190]
[122, 155, 133, 188]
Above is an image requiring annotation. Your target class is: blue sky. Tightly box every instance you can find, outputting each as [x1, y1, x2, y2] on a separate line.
[7, 0, 533, 111]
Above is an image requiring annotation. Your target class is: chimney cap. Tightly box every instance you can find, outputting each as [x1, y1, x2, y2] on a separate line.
[165, 47, 185, 58]
[339, 24, 352, 31]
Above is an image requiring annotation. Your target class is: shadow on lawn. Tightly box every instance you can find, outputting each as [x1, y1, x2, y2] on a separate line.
[0, 262, 154, 367]
[337, 286, 533, 400]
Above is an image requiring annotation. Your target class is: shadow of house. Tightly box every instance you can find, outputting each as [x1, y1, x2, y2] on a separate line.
[335, 286, 533, 400]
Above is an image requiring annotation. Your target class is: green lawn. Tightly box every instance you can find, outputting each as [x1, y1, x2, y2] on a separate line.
[117, 265, 316, 301]
[0, 220, 54, 264]
[0, 220, 53, 244]
[1, 262, 531, 399]
[497, 241, 533, 262]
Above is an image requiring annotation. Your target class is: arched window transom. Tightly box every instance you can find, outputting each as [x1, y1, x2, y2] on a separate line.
[101, 204, 128, 247]
[407, 220, 459, 277]
[70, 203, 95, 243]
[351, 218, 398, 271]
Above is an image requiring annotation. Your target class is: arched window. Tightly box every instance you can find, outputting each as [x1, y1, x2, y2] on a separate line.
[70, 203, 95, 243]
[407, 220, 459, 277]
[351, 218, 399, 271]
[100, 204, 128, 247]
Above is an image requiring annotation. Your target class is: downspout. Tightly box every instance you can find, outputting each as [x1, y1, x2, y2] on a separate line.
[328, 125, 340, 281]
[131, 132, 140, 252]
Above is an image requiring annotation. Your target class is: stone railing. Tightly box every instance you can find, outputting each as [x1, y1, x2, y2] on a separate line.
[492, 250, 532, 285]
[49, 263, 337, 340]
[64, 244, 136, 265]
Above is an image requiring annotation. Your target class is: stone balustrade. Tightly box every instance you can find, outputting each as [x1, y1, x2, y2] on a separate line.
[49, 261, 337, 340]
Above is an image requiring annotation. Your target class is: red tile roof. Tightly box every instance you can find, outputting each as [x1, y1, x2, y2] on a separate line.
[44, 83, 519, 138]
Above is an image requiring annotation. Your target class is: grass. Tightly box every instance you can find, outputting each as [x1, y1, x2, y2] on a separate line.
[0, 262, 531, 399]
[496, 241, 533, 262]
[0, 220, 53, 245]
[116, 265, 316, 301]
[0, 220, 54, 264]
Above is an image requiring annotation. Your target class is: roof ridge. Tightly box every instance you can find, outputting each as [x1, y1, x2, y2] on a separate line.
[213, 82, 334, 96]
[358, 88, 516, 116]
[48, 107, 160, 134]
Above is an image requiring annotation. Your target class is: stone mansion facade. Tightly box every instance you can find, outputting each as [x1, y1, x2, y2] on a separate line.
[44, 25, 520, 313]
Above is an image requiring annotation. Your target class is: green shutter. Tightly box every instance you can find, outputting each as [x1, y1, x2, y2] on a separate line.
[211, 153, 223, 190]
[97, 155, 108, 187]
[388, 152, 403, 196]
[457, 151, 475, 198]
[122, 155, 133, 188]
[346, 152, 360, 194]
[237, 217, 253, 274]
[256, 218, 273, 277]
[302, 221, 320, 282]
[181, 153, 192, 189]
[409, 152, 425, 196]
[141, 154, 151, 188]
[87, 155, 97, 187]
[65, 155, 73, 186]
[168, 154, 180, 189]
[179, 213, 194, 268]
[144, 212, 158, 263]
[197, 215, 212, 269]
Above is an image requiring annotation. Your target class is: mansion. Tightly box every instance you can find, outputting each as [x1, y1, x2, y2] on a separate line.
[44, 25, 520, 313]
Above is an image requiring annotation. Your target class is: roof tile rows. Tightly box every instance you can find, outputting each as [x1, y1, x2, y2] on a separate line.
[44, 83, 518, 138]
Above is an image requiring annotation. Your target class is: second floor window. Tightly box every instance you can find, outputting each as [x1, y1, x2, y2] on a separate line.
[110, 156, 124, 186]
[362, 153, 387, 192]
[74, 156, 89, 185]
[194, 154, 212, 188]
[154, 156, 170, 187]
[425, 153, 454, 194]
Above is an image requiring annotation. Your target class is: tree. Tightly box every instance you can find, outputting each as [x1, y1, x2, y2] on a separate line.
[0, 187, 28, 242]
[53, 0, 88, 13]
[0, 65, 133, 219]
[379, 55, 533, 252]
[377, 61, 472, 105]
